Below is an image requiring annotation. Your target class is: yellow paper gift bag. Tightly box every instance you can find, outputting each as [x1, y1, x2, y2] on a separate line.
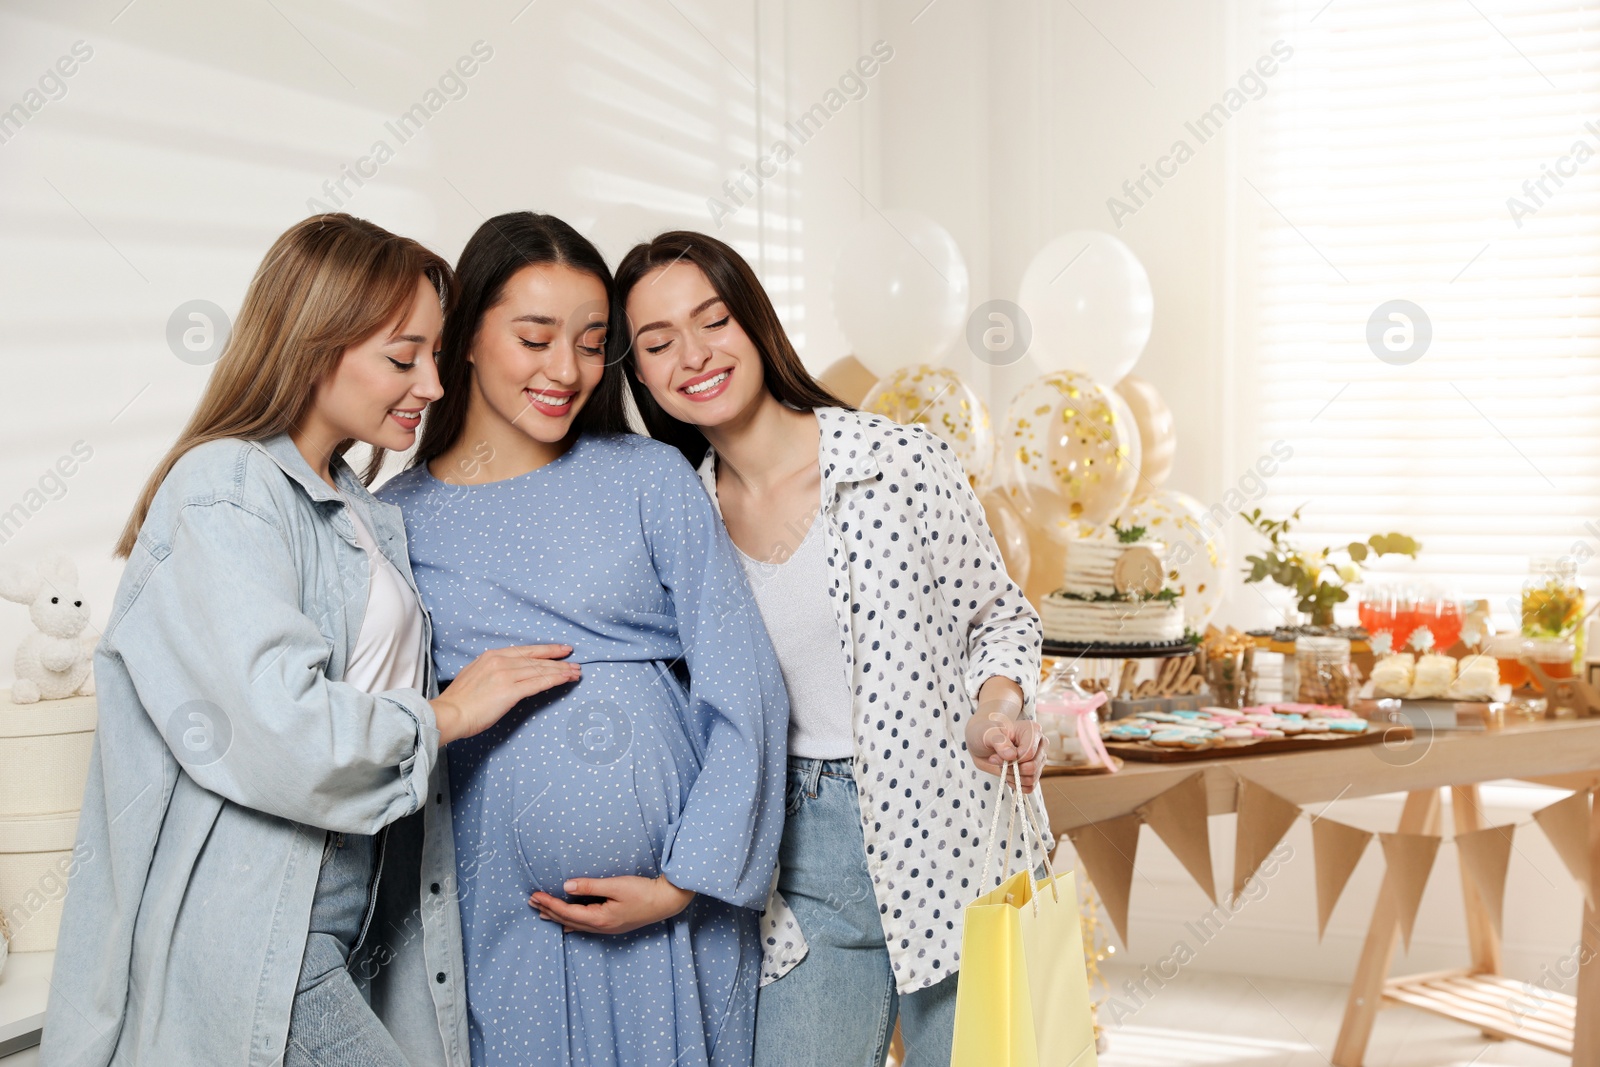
[951, 766, 1098, 1067]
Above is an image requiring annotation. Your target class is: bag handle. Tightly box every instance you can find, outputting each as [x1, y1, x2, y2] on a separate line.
[977, 761, 1061, 914]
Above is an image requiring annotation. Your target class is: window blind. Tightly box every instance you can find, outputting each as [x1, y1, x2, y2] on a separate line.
[1247, 0, 1600, 625]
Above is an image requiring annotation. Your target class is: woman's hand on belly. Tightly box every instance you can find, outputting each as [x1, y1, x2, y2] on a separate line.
[433, 643, 581, 744]
[529, 875, 695, 935]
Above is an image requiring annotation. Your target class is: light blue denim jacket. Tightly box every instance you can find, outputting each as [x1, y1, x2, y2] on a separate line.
[40, 433, 470, 1067]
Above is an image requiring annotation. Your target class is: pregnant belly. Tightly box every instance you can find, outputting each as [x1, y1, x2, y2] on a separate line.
[449, 661, 696, 897]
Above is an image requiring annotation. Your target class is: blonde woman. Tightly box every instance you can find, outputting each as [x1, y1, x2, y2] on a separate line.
[41, 214, 577, 1066]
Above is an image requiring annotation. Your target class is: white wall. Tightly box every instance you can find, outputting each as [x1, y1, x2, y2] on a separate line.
[0, 0, 1275, 678]
[874, 0, 1268, 627]
[5, 0, 1583, 994]
[0, 0, 877, 676]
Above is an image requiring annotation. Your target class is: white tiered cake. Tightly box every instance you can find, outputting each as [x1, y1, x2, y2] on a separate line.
[1040, 535, 1186, 645]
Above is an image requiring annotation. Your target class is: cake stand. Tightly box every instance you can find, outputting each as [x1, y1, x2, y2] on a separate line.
[1041, 638, 1198, 659]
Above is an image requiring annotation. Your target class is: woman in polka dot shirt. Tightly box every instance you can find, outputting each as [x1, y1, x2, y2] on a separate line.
[619, 231, 1046, 1067]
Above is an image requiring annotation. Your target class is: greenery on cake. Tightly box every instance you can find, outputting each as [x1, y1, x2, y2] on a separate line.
[1052, 587, 1180, 604]
[1111, 521, 1147, 544]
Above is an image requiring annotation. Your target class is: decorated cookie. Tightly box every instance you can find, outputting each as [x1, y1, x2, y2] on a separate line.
[1321, 718, 1367, 733]
[1151, 730, 1210, 749]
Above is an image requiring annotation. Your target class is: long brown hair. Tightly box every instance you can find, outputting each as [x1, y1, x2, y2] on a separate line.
[410, 212, 633, 471]
[114, 213, 453, 558]
[614, 231, 847, 466]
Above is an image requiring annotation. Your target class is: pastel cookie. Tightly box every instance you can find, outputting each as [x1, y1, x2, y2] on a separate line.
[1151, 730, 1210, 749]
[1219, 726, 1255, 739]
[1322, 718, 1367, 733]
[1105, 723, 1152, 741]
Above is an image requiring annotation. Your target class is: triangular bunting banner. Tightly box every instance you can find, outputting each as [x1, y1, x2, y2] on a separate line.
[1136, 772, 1217, 905]
[1532, 789, 1594, 908]
[1311, 817, 1372, 941]
[1380, 831, 1442, 951]
[1065, 813, 1142, 948]
[1454, 823, 1515, 938]
[1233, 779, 1302, 905]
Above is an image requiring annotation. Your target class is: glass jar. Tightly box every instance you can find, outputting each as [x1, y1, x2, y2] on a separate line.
[1490, 633, 1576, 690]
[1296, 635, 1353, 707]
[1522, 557, 1584, 639]
[1526, 636, 1577, 684]
[1037, 662, 1092, 766]
[1488, 633, 1532, 690]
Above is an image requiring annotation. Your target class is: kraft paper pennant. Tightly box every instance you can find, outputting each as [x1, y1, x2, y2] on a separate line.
[1532, 789, 1594, 907]
[1233, 779, 1303, 905]
[1136, 772, 1216, 905]
[1380, 831, 1442, 951]
[1065, 813, 1142, 948]
[1453, 823, 1515, 938]
[1311, 817, 1373, 940]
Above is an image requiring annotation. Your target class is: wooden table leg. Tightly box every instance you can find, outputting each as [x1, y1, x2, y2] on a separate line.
[1573, 791, 1598, 1064]
[1451, 785, 1504, 976]
[1331, 789, 1442, 1067]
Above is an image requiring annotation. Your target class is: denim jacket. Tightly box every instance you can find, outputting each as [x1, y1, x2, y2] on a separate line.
[40, 433, 470, 1067]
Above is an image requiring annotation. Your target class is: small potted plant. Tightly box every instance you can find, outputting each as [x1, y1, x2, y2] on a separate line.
[1240, 508, 1421, 628]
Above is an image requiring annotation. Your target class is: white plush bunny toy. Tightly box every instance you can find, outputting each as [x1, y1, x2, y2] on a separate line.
[0, 553, 96, 704]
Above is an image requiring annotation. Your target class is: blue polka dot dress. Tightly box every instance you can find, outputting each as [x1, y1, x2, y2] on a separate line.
[378, 433, 789, 1067]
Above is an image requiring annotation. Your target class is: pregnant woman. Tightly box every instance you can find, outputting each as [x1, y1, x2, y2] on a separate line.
[42, 214, 579, 1066]
[377, 212, 787, 1067]
[618, 231, 1046, 1067]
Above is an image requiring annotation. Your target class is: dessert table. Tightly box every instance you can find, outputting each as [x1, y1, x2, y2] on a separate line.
[1041, 714, 1600, 1065]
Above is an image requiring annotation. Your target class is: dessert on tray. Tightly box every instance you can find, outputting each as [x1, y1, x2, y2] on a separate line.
[1040, 526, 1186, 646]
[1369, 650, 1501, 701]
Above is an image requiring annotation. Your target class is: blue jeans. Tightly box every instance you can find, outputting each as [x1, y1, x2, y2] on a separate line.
[284, 830, 408, 1067]
[753, 758, 959, 1067]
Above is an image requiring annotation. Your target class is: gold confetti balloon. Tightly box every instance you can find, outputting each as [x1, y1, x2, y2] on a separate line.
[862, 365, 994, 486]
[1000, 371, 1141, 543]
[1117, 488, 1228, 629]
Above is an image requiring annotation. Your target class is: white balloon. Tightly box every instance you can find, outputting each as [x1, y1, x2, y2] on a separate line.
[1017, 231, 1153, 385]
[832, 210, 969, 377]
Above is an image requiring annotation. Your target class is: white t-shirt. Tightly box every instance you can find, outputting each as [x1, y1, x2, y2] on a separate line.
[734, 514, 855, 759]
[341, 494, 428, 695]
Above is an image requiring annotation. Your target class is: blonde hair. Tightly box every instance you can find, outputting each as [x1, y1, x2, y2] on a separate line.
[114, 214, 452, 558]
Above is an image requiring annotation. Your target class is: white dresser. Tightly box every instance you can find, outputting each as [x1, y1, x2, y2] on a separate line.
[0, 689, 97, 1058]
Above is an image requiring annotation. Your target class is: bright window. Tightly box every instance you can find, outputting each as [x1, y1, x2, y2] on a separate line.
[1244, 0, 1600, 624]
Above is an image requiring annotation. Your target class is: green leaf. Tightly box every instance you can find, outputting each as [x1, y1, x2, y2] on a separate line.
[1347, 542, 1370, 562]
[1368, 533, 1421, 557]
